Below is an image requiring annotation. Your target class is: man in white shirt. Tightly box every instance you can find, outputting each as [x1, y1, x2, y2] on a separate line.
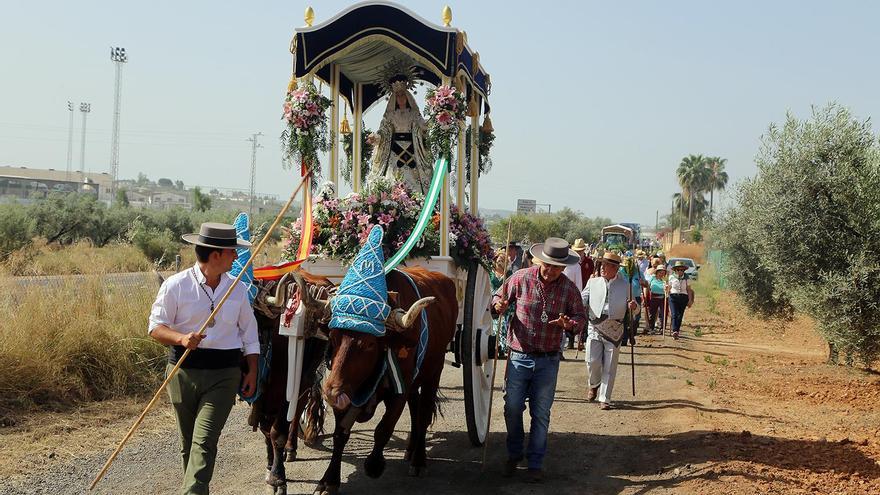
[581, 252, 638, 409]
[149, 222, 259, 495]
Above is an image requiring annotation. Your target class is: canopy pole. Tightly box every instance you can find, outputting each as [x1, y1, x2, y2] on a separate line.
[439, 76, 451, 257]
[469, 111, 479, 215]
[353, 82, 363, 193]
[456, 115, 465, 209]
[329, 64, 340, 195]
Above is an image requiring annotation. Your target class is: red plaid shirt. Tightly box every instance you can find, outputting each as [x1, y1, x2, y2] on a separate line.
[493, 266, 586, 353]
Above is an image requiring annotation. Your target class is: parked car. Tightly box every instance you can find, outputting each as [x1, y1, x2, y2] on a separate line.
[667, 257, 700, 280]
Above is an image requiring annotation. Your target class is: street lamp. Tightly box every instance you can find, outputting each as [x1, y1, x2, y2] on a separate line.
[109, 46, 128, 201]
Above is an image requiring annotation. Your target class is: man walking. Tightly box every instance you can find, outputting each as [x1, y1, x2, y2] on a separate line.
[149, 223, 259, 495]
[583, 252, 639, 410]
[493, 238, 585, 482]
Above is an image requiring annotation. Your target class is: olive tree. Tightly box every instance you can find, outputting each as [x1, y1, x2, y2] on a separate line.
[718, 104, 880, 365]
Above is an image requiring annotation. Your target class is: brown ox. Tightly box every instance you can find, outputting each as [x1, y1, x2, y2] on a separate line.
[250, 271, 333, 495]
[301, 267, 457, 495]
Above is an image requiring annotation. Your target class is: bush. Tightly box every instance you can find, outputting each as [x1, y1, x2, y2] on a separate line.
[128, 220, 180, 266]
[0, 205, 34, 260]
[717, 104, 880, 364]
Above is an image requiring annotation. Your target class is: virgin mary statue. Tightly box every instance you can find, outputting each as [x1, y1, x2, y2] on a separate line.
[367, 72, 434, 195]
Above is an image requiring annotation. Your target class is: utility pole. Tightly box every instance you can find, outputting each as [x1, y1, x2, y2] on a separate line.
[79, 102, 91, 179]
[246, 132, 263, 218]
[109, 46, 128, 202]
[66, 101, 74, 181]
[655, 210, 659, 231]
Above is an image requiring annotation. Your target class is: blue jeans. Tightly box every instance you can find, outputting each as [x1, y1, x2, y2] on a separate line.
[669, 293, 689, 332]
[503, 351, 560, 469]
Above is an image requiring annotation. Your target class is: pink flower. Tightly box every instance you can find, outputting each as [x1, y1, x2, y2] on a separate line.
[378, 213, 394, 226]
[436, 111, 453, 126]
[357, 213, 371, 226]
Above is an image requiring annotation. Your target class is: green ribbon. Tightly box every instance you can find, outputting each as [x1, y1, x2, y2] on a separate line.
[384, 158, 448, 273]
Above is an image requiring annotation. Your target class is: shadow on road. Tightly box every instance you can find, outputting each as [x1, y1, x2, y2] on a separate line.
[332, 429, 879, 494]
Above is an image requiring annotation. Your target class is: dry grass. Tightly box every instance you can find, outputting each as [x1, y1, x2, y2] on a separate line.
[0, 274, 165, 422]
[668, 242, 706, 264]
[1, 240, 152, 276]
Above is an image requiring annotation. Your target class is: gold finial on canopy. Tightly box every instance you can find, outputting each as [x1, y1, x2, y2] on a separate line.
[442, 6, 452, 27]
[305, 6, 315, 26]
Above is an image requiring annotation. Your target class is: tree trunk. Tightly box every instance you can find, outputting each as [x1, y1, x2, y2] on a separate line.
[687, 190, 694, 228]
[709, 189, 714, 220]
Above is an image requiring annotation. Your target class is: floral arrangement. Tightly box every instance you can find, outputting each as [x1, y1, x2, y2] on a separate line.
[341, 125, 374, 187]
[424, 85, 467, 162]
[447, 205, 494, 270]
[281, 81, 332, 180]
[281, 178, 492, 270]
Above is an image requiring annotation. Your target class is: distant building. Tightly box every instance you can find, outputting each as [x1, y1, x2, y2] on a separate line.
[0, 165, 113, 202]
[150, 191, 190, 209]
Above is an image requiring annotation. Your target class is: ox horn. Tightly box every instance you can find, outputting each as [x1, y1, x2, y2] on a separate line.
[387, 297, 435, 331]
[292, 270, 332, 318]
[265, 272, 294, 307]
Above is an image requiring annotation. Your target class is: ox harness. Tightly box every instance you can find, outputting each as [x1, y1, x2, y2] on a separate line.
[348, 269, 429, 407]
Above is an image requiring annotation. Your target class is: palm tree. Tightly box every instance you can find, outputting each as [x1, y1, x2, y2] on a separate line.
[705, 156, 729, 219]
[676, 154, 709, 227]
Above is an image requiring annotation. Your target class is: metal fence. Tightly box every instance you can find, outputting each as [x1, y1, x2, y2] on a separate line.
[707, 250, 729, 289]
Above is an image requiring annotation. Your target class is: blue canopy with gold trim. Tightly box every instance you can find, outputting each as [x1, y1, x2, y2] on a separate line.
[292, 1, 490, 114]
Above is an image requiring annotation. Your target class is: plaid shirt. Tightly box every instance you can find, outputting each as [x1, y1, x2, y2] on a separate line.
[493, 266, 586, 353]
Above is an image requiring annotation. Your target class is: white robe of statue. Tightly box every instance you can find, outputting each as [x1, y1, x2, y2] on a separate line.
[367, 90, 434, 194]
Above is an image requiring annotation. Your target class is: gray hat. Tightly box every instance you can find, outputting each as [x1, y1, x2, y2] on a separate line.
[182, 222, 252, 249]
[528, 237, 579, 266]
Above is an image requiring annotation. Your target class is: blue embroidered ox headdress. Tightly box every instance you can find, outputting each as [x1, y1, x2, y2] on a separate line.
[330, 226, 391, 336]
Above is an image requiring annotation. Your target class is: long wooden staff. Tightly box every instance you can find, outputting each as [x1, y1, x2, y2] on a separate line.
[88, 174, 310, 492]
[662, 280, 669, 340]
[481, 220, 513, 470]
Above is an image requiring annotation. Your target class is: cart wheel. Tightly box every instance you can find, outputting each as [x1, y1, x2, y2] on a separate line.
[461, 261, 497, 446]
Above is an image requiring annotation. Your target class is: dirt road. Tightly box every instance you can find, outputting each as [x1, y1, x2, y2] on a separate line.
[4, 295, 880, 494]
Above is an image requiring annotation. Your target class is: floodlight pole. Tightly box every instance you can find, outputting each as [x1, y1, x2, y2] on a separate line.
[79, 102, 91, 179]
[110, 46, 128, 202]
[66, 101, 74, 181]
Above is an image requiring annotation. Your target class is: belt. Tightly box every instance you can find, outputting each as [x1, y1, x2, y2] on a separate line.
[168, 345, 241, 369]
[513, 350, 559, 358]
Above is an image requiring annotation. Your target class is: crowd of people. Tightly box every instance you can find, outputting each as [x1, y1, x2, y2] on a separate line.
[491, 236, 696, 482]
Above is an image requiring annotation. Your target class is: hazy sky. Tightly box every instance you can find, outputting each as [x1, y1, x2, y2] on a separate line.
[2, 1, 879, 226]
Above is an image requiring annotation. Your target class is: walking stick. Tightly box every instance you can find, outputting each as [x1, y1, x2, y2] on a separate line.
[88, 174, 310, 492]
[624, 258, 636, 397]
[662, 286, 669, 341]
[481, 221, 513, 470]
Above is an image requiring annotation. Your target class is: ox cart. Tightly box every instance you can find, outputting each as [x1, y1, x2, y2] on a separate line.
[284, 0, 497, 454]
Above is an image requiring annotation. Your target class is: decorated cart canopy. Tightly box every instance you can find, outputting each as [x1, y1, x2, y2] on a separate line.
[282, 1, 495, 267]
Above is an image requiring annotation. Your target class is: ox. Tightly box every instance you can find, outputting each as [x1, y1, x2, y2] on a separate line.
[299, 267, 458, 495]
[249, 271, 333, 495]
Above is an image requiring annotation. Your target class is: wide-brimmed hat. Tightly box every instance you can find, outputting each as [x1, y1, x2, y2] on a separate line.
[654, 265, 668, 274]
[636, 250, 646, 257]
[182, 222, 253, 249]
[528, 238, 579, 266]
[672, 260, 688, 270]
[571, 238, 588, 252]
[600, 251, 622, 265]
